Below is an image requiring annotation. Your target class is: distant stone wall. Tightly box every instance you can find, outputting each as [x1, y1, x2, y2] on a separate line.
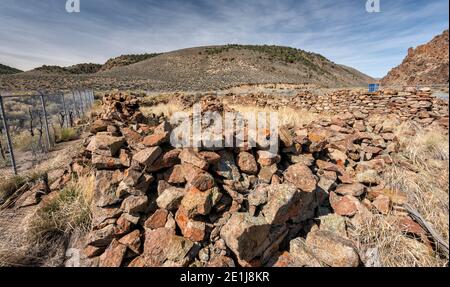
[229, 89, 449, 126]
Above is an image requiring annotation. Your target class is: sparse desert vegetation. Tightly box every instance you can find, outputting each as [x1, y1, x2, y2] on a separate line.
[349, 124, 449, 267]
[0, 173, 94, 267]
[28, 174, 94, 244]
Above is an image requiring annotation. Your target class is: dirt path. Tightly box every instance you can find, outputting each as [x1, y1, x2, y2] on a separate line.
[0, 135, 86, 179]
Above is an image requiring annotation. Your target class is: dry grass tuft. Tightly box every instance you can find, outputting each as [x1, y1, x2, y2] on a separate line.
[140, 102, 183, 118]
[352, 215, 446, 267]
[28, 174, 95, 241]
[54, 127, 79, 143]
[228, 104, 324, 127]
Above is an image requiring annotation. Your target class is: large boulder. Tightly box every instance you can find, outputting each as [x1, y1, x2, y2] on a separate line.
[156, 187, 185, 211]
[305, 230, 360, 267]
[86, 134, 125, 156]
[93, 170, 123, 207]
[220, 213, 270, 262]
[262, 183, 315, 224]
[142, 228, 197, 267]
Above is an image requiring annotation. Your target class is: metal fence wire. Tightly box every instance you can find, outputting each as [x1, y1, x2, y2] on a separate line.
[0, 89, 95, 175]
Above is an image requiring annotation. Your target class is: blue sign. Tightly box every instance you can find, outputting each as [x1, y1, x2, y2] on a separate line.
[368, 84, 380, 92]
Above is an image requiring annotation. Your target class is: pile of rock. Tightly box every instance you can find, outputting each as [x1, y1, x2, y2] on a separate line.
[61, 92, 436, 267]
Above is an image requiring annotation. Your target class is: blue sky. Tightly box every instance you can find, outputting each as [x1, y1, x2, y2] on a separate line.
[0, 0, 448, 77]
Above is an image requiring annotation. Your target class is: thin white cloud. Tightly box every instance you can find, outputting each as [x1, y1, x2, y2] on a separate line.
[0, 0, 448, 78]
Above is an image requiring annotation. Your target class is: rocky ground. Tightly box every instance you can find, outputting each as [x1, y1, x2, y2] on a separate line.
[0, 88, 448, 267]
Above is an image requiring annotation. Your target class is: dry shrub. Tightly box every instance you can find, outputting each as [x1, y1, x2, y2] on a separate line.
[11, 131, 35, 152]
[55, 127, 79, 143]
[28, 174, 95, 241]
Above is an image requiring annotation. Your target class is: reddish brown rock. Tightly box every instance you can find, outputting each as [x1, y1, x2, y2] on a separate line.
[236, 151, 258, 175]
[262, 183, 315, 224]
[335, 183, 366, 197]
[164, 165, 186, 184]
[205, 255, 236, 267]
[257, 150, 281, 166]
[178, 187, 213, 218]
[284, 163, 317, 192]
[372, 195, 391, 215]
[305, 230, 359, 267]
[330, 193, 359, 217]
[93, 170, 123, 207]
[115, 214, 133, 236]
[86, 134, 125, 157]
[83, 245, 104, 259]
[90, 119, 110, 134]
[190, 172, 215, 191]
[156, 187, 185, 211]
[146, 149, 181, 172]
[179, 149, 208, 170]
[175, 209, 207, 242]
[118, 229, 141, 254]
[220, 213, 270, 262]
[133, 147, 162, 166]
[92, 154, 123, 170]
[119, 149, 132, 167]
[396, 216, 427, 236]
[144, 209, 169, 230]
[142, 228, 196, 267]
[198, 151, 221, 165]
[121, 195, 148, 214]
[128, 256, 146, 267]
[142, 132, 169, 147]
[99, 239, 127, 267]
[258, 164, 278, 184]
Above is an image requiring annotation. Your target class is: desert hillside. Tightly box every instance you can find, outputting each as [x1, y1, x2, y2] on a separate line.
[382, 30, 449, 86]
[0, 45, 373, 91]
[0, 64, 22, 75]
[26, 63, 102, 75]
[99, 53, 162, 71]
[99, 45, 374, 90]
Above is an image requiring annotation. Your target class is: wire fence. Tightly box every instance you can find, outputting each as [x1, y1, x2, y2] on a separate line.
[0, 89, 95, 175]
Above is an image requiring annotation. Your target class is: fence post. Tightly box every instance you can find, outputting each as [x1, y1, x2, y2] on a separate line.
[0, 94, 17, 175]
[61, 91, 69, 128]
[39, 92, 52, 150]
